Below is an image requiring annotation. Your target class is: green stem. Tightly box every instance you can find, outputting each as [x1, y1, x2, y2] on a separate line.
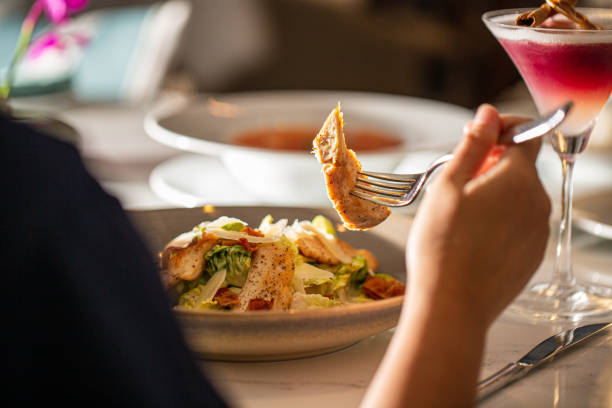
[1, 1, 44, 99]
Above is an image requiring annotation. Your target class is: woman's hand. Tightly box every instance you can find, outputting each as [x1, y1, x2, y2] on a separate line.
[407, 103, 551, 327]
[361, 104, 551, 408]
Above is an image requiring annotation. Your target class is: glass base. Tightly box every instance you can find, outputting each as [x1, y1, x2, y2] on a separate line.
[509, 281, 612, 323]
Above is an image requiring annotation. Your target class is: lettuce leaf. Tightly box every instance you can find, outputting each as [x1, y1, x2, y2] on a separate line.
[311, 214, 336, 237]
[204, 245, 252, 287]
[221, 221, 246, 231]
[332, 272, 351, 292]
[290, 293, 341, 310]
[338, 255, 368, 286]
[295, 262, 335, 285]
[371, 273, 395, 281]
[176, 270, 226, 310]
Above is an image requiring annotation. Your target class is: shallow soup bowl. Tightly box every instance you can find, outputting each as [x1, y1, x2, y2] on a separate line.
[145, 91, 472, 206]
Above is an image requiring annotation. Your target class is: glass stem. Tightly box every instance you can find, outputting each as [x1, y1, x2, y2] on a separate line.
[552, 156, 576, 289]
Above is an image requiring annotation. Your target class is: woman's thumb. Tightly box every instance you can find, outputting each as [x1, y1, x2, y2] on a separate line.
[444, 104, 501, 186]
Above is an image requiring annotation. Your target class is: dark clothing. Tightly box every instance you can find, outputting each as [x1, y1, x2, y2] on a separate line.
[2, 115, 227, 407]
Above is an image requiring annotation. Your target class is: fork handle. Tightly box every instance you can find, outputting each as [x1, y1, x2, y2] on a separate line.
[426, 153, 454, 174]
[497, 101, 570, 145]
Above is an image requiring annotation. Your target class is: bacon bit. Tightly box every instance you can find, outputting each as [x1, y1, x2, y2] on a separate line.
[248, 298, 274, 311]
[218, 239, 239, 246]
[195, 231, 217, 243]
[217, 237, 259, 251]
[362, 276, 405, 300]
[213, 288, 240, 309]
[239, 238, 259, 252]
[244, 226, 264, 237]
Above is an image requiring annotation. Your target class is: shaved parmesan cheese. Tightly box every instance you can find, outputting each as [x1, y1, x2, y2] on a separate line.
[288, 221, 352, 264]
[199, 269, 227, 303]
[204, 228, 281, 243]
[195, 216, 282, 243]
[165, 231, 198, 249]
[209, 216, 246, 228]
[294, 262, 335, 283]
[259, 218, 288, 237]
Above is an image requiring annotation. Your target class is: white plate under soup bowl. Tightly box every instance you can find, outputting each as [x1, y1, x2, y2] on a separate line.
[145, 91, 472, 206]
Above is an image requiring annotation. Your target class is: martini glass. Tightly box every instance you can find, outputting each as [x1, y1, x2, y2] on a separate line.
[483, 8, 612, 321]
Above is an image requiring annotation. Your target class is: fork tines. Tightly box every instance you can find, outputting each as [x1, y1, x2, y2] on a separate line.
[356, 171, 417, 193]
[358, 170, 419, 183]
[355, 177, 412, 196]
[352, 171, 419, 206]
[351, 152, 453, 207]
[350, 189, 407, 207]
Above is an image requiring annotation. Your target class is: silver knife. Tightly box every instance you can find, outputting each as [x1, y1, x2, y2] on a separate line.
[477, 322, 611, 400]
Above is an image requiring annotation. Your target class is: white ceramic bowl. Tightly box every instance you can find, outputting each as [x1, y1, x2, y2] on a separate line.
[145, 90, 472, 206]
[128, 206, 410, 361]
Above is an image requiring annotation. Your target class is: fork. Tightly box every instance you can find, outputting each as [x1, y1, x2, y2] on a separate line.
[351, 100, 573, 207]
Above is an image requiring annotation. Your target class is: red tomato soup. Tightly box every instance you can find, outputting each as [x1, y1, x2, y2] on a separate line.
[232, 126, 402, 152]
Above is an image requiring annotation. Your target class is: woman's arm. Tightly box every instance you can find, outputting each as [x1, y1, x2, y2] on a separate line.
[361, 104, 551, 407]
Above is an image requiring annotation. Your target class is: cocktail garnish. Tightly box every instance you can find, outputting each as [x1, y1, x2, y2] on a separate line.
[516, 0, 602, 29]
[546, 0, 603, 29]
[515, 2, 568, 27]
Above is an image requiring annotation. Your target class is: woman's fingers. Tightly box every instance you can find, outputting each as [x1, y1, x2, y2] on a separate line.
[509, 136, 542, 163]
[464, 111, 544, 179]
[444, 105, 545, 188]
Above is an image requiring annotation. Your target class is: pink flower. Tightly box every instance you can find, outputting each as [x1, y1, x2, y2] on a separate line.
[27, 32, 65, 60]
[1, 0, 88, 99]
[41, 0, 89, 24]
[26, 31, 90, 60]
[24, 0, 90, 60]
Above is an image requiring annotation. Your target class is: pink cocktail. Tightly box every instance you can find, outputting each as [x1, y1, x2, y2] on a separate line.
[483, 8, 612, 321]
[499, 40, 612, 135]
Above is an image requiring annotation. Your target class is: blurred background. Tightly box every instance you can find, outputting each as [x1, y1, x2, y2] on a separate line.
[2, 0, 579, 107]
[1, 0, 611, 208]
